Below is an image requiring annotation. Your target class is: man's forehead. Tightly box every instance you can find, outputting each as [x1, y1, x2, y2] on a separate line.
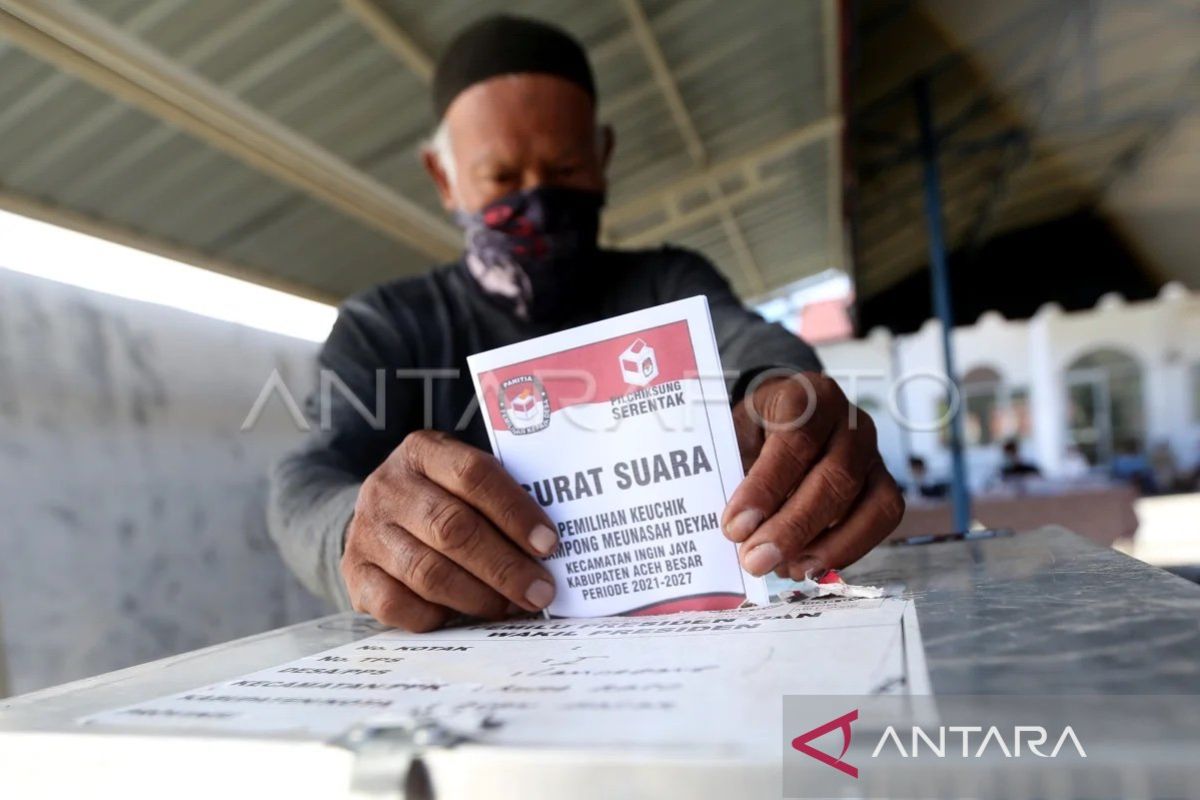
[444, 73, 595, 126]
[445, 74, 597, 164]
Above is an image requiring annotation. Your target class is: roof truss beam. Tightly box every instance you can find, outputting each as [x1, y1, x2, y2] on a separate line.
[617, 0, 766, 294]
[0, 0, 459, 262]
[605, 118, 840, 244]
[341, 0, 433, 82]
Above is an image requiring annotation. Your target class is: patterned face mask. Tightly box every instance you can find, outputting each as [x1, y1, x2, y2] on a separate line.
[454, 186, 605, 322]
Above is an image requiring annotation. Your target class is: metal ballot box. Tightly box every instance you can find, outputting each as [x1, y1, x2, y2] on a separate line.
[2, 527, 1199, 799]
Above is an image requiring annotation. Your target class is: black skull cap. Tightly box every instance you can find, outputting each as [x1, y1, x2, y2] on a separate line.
[433, 14, 596, 119]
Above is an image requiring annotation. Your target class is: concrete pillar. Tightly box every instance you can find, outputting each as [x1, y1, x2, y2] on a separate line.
[1029, 305, 1065, 476]
[1151, 290, 1190, 462]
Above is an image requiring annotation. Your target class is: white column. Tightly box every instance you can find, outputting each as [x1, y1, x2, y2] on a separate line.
[1028, 306, 1065, 476]
[1150, 293, 1189, 461]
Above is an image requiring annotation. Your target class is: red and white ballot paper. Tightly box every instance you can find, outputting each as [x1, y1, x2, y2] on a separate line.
[468, 296, 769, 618]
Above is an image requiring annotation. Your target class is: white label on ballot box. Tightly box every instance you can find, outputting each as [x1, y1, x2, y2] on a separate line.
[81, 598, 930, 747]
[467, 296, 768, 618]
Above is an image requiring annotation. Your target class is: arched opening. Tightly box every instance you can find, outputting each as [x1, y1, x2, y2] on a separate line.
[961, 366, 1003, 446]
[941, 365, 1032, 448]
[1064, 348, 1145, 466]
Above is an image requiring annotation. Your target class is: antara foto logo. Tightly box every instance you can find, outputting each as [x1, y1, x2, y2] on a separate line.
[791, 709, 859, 779]
[791, 707, 1088, 778]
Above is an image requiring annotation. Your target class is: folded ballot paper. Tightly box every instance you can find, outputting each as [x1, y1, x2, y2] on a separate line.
[468, 297, 769, 617]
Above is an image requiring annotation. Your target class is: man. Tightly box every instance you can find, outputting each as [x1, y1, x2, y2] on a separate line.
[904, 456, 948, 501]
[269, 15, 903, 632]
[999, 439, 1041, 481]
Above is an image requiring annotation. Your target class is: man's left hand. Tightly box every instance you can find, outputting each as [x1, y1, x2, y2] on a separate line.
[722, 372, 904, 580]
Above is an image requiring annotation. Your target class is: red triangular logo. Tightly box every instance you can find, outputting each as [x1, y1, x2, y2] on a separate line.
[791, 709, 859, 778]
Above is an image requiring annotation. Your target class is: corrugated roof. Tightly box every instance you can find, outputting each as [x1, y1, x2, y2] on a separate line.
[852, 0, 1200, 298]
[0, 0, 844, 303]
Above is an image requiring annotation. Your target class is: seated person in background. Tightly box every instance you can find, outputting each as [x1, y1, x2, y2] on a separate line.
[1112, 440, 1156, 494]
[998, 439, 1040, 482]
[1060, 444, 1091, 480]
[1149, 441, 1179, 494]
[904, 456, 948, 500]
[1191, 441, 1200, 492]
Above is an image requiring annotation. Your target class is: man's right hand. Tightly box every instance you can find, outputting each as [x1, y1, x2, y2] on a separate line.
[341, 429, 559, 632]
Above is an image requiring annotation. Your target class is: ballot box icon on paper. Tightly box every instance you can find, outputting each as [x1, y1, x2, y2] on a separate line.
[619, 338, 658, 387]
[511, 387, 541, 422]
[498, 375, 551, 434]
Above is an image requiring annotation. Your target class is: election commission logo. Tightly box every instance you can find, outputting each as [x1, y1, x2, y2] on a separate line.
[792, 709, 859, 778]
[498, 375, 550, 435]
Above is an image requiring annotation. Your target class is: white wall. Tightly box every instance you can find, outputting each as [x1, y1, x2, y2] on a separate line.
[817, 285, 1200, 488]
[815, 327, 909, 481]
[1043, 289, 1200, 466]
[0, 269, 327, 696]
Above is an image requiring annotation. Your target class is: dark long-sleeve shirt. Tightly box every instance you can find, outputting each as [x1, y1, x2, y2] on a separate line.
[268, 246, 822, 608]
